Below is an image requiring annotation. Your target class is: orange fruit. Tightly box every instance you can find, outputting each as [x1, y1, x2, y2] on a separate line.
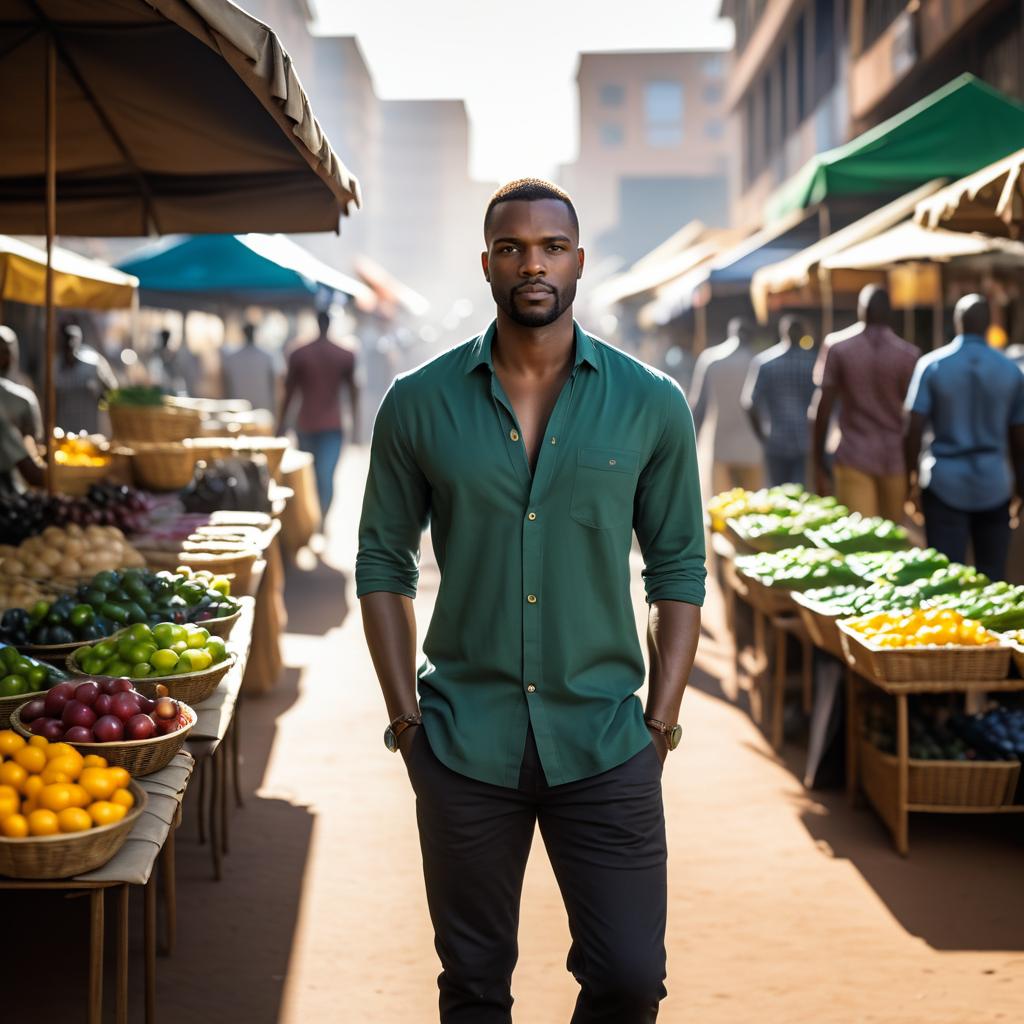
[0, 729, 26, 756]
[0, 791, 18, 822]
[39, 770, 70, 786]
[21, 774, 44, 801]
[45, 742, 78, 762]
[0, 813, 28, 838]
[57, 807, 92, 833]
[44, 754, 82, 783]
[13, 745, 46, 775]
[79, 768, 116, 801]
[82, 755, 108, 769]
[65, 784, 90, 809]
[111, 788, 134, 810]
[0, 761, 27, 791]
[27, 809, 60, 836]
[39, 783, 76, 814]
[28, 735, 49, 750]
[88, 801, 124, 827]
[107, 767, 130, 790]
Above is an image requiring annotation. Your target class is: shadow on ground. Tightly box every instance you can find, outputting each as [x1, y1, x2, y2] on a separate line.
[283, 558, 350, 636]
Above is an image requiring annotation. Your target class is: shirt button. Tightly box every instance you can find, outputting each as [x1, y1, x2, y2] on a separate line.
[510, 429, 519, 442]
[526, 594, 538, 604]
[526, 683, 537, 693]
[550, 436, 557, 445]
[527, 512, 537, 521]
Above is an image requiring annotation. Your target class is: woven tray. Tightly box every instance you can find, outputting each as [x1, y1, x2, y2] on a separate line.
[200, 608, 242, 638]
[735, 570, 796, 616]
[109, 404, 202, 443]
[791, 592, 844, 660]
[838, 622, 1011, 683]
[128, 442, 200, 491]
[0, 686, 48, 730]
[12, 703, 196, 777]
[17, 636, 97, 667]
[0, 781, 147, 879]
[725, 521, 806, 554]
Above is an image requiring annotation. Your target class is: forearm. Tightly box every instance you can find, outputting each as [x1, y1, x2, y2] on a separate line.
[904, 417, 924, 492]
[811, 389, 833, 470]
[359, 590, 420, 721]
[644, 599, 701, 725]
[277, 383, 295, 433]
[745, 407, 763, 445]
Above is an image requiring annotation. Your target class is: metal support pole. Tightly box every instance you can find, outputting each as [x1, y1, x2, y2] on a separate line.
[44, 34, 57, 492]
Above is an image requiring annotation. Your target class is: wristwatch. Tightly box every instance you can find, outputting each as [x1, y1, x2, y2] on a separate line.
[384, 712, 422, 753]
[645, 717, 683, 751]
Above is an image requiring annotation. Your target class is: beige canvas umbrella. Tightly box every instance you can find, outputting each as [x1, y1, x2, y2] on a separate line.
[0, 0, 362, 487]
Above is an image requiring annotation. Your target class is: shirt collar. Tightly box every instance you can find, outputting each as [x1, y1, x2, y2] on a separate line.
[958, 333, 987, 345]
[465, 320, 600, 374]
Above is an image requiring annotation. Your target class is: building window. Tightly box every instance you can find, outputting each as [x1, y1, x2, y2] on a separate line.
[814, 0, 837, 97]
[705, 119, 724, 139]
[600, 122, 624, 147]
[600, 83, 625, 107]
[703, 83, 724, 105]
[702, 54, 725, 77]
[645, 80, 684, 147]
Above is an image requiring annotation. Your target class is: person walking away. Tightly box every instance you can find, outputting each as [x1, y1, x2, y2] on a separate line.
[222, 322, 280, 414]
[811, 285, 918, 518]
[278, 311, 360, 523]
[151, 328, 201, 397]
[688, 317, 763, 496]
[741, 315, 817, 487]
[0, 326, 42, 443]
[357, 178, 705, 1022]
[904, 294, 1024, 581]
[55, 324, 118, 436]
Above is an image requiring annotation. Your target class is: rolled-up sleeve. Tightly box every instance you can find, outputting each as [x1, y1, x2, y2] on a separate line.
[355, 382, 431, 599]
[633, 378, 707, 606]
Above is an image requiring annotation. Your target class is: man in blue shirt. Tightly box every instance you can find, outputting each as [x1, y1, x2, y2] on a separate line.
[904, 295, 1024, 580]
[741, 314, 818, 486]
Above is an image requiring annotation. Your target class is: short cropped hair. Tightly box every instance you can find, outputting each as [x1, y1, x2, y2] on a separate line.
[484, 178, 579, 237]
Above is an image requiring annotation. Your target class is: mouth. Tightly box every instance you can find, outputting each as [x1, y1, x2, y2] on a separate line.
[515, 285, 554, 301]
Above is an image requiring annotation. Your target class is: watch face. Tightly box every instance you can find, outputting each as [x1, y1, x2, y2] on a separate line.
[668, 724, 683, 750]
[384, 726, 398, 752]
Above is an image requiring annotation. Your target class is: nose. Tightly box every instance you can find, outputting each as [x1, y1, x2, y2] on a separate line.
[520, 245, 546, 278]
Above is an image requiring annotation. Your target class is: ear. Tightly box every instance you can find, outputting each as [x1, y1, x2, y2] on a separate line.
[481, 250, 490, 283]
[576, 247, 585, 280]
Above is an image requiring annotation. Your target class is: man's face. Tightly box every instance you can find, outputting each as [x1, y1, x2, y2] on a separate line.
[482, 199, 584, 328]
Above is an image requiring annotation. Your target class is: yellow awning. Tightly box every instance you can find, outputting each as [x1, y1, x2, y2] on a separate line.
[914, 148, 1024, 237]
[750, 181, 945, 322]
[0, 236, 138, 310]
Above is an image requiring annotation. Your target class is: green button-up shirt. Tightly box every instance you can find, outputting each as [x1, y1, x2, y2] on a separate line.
[356, 321, 706, 787]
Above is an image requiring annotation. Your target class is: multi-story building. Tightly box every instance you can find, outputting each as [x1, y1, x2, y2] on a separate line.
[847, 0, 1024, 132]
[719, 0, 850, 230]
[561, 49, 732, 274]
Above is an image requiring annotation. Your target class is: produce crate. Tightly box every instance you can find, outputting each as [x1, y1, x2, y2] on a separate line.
[128, 442, 200, 491]
[735, 570, 795, 616]
[108, 403, 201, 443]
[791, 592, 844, 660]
[838, 621, 1011, 684]
[859, 737, 1020, 821]
[50, 452, 131, 497]
[726, 521, 806, 554]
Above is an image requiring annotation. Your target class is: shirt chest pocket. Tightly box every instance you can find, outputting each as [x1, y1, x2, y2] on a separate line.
[569, 447, 641, 529]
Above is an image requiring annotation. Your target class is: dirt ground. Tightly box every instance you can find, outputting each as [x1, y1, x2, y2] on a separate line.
[6, 444, 1023, 1023]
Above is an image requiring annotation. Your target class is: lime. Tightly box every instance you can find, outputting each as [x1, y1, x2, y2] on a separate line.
[93, 640, 117, 661]
[81, 655, 106, 676]
[178, 649, 212, 673]
[30, 600, 51, 621]
[13, 657, 35, 675]
[204, 638, 227, 663]
[185, 628, 210, 649]
[117, 636, 138, 659]
[130, 663, 153, 678]
[126, 623, 153, 643]
[105, 659, 131, 677]
[1, 646, 22, 670]
[27, 666, 49, 691]
[69, 604, 95, 629]
[151, 623, 176, 648]
[128, 642, 158, 665]
[150, 649, 179, 673]
[169, 640, 188, 655]
[0, 674, 28, 697]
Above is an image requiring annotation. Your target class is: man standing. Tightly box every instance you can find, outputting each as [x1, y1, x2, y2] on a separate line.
[0, 326, 42, 442]
[222, 322, 280, 414]
[811, 286, 918, 519]
[688, 317, 762, 495]
[357, 179, 705, 1022]
[0, 404, 44, 496]
[904, 294, 1024, 580]
[55, 323, 118, 435]
[278, 310, 359, 523]
[741, 315, 817, 487]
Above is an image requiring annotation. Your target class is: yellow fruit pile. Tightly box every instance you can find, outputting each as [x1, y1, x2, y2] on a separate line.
[0, 730, 134, 838]
[707, 488, 757, 532]
[846, 608, 997, 649]
[53, 433, 110, 467]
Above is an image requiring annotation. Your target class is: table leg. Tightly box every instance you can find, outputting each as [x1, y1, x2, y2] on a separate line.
[232, 695, 245, 809]
[145, 872, 157, 1024]
[116, 884, 129, 1024]
[771, 625, 786, 751]
[751, 609, 766, 724]
[159, 827, 176, 956]
[89, 889, 104, 1024]
[210, 750, 223, 881]
[219, 744, 229, 856]
[197, 757, 207, 845]
[801, 639, 813, 714]
[845, 669, 860, 806]
[896, 693, 909, 856]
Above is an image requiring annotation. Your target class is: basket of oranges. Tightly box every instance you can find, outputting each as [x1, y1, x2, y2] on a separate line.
[838, 608, 1011, 684]
[0, 730, 147, 878]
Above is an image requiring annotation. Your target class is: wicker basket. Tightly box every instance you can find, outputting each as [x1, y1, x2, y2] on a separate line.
[50, 460, 117, 497]
[791, 593, 844, 660]
[0, 686, 47, 729]
[127, 442, 200, 491]
[860, 737, 1020, 812]
[201, 608, 242, 638]
[12, 703, 196, 777]
[838, 621, 1011, 684]
[735, 571, 796, 616]
[19, 637, 97, 667]
[67, 650, 235, 709]
[109, 404, 202, 443]
[0, 782, 147, 879]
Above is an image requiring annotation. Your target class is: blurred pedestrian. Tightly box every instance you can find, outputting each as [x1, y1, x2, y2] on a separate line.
[0, 326, 42, 442]
[0, 404, 44, 495]
[55, 323, 118, 435]
[152, 328, 201, 397]
[904, 294, 1024, 581]
[222, 322, 280, 414]
[689, 317, 763, 494]
[741, 315, 817, 487]
[811, 285, 918, 519]
[278, 310, 360, 522]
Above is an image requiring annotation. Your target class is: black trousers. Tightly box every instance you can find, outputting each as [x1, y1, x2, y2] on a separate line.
[404, 726, 668, 1023]
[921, 488, 1011, 581]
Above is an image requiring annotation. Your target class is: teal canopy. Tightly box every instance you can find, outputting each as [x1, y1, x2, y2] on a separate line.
[117, 233, 373, 309]
[766, 75, 1024, 223]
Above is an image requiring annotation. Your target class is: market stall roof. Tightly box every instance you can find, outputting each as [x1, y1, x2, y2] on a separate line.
[819, 220, 1024, 272]
[0, 234, 137, 309]
[116, 233, 374, 308]
[0, 0, 361, 235]
[354, 256, 430, 319]
[765, 75, 1024, 225]
[914, 147, 1024, 238]
[750, 180, 945, 322]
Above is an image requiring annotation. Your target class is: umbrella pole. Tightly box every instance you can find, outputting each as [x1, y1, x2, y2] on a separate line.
[44, 35, 57, 494]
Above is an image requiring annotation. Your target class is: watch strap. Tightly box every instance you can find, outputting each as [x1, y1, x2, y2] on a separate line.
[389, 712, 422, 740]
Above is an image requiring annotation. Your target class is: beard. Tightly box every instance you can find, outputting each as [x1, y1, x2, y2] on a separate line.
[494, 278, 577, 328]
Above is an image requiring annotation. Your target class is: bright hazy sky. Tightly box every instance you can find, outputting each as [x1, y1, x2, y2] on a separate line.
[312, 0, 733, 184]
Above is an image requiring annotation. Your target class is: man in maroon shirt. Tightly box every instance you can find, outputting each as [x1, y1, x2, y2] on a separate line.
[811, 286, 919, 521]
[279, 311, 360, 524]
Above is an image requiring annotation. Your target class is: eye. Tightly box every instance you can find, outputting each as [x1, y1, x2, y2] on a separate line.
[498, 245, 517, 254]
[547, 245, 565, 252]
